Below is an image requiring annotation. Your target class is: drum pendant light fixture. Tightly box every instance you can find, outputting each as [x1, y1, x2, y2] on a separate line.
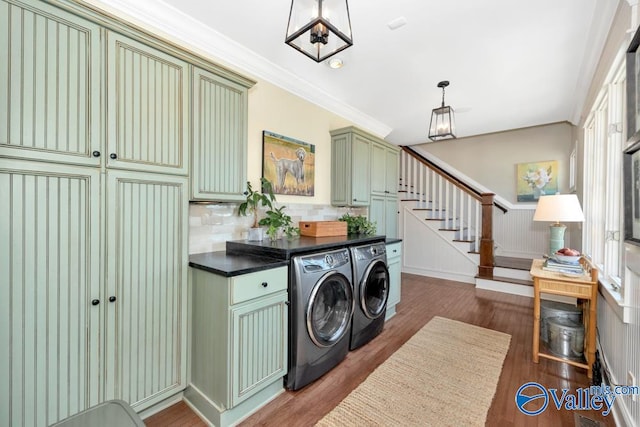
[285, 0, 353, 63]
[428, 81, 457, 141]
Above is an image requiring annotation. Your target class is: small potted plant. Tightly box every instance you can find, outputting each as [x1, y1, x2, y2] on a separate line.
[338, 213, 377, 235]
[238, 178, 276, 241]
[260, 205, 300, 241]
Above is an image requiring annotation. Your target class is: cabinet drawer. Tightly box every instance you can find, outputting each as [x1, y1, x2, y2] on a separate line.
[231, 267, 288, 304]
[386, 242, 402, 260]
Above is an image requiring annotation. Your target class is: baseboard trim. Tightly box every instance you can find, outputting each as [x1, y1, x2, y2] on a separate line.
[402, 267, 475, 284]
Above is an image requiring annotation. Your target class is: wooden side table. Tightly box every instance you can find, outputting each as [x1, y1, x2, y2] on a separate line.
[529, 258, 598, 378]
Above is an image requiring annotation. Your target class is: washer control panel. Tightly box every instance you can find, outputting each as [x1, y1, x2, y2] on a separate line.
[353, 243, 386, 261]
[301, 249, 350, 272]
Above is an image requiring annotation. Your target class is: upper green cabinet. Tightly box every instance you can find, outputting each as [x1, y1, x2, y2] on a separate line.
[191, 67, 249, 201]
[106, 32, 190, 175]
[0, 0, 102, 166]
[371, 140, 399, 196]
[330, 127, 371, 206]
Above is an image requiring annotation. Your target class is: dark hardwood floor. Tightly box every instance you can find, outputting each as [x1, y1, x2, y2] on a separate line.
[145, 273, 614, 427]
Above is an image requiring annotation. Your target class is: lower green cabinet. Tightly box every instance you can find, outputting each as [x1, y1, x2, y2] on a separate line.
[386, 242, 402, 320]
[187, 266, 288, 426]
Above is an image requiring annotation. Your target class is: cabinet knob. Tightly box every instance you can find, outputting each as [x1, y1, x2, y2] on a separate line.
[92, 150, 101, 157]
[91, 299, 100, 306]
[261, 282, 268, 288]
[109, 296, 117, 303]
[393, 250, 397, 253]
[110, 153, 117, 160]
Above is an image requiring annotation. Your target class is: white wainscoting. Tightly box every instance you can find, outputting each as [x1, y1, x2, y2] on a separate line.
[597, 268, 640, 426]
[492, 207, 577, 258]
[401, 207, 478, 284]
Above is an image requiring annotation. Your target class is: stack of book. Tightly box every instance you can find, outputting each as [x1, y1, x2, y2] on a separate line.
[542, 257, 585, 275]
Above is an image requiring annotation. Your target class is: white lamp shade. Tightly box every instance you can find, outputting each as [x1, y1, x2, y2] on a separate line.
[532, 194, 585, 223]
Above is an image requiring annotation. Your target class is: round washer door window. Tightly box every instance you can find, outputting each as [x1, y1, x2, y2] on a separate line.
[307, 272, 354, 347]
[361, 260, 389, 319]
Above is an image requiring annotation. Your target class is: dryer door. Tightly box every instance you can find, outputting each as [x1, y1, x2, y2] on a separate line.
[306, 272, 354, 348]
[360, 260, 389, 319]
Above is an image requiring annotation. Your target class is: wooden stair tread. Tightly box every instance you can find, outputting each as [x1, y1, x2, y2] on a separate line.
[477, 275, 533, 287]
[495, 256, 534, 271]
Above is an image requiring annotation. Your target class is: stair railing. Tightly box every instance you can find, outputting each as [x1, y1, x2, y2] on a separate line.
[400, 146, 506, 278]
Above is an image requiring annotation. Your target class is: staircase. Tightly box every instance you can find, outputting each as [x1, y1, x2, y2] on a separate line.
[399, 146, 542, 297]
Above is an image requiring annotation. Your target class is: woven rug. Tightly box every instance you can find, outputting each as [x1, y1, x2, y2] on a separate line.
[316, 317, 511, 427]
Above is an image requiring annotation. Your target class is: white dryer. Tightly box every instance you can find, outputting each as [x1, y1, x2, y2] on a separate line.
[349, 242, 389, 350]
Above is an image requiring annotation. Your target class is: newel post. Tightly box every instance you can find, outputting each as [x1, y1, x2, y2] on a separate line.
[479, 193, 495, 278]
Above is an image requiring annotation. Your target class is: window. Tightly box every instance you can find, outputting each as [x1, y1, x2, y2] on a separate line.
[582, 52, 626, 308]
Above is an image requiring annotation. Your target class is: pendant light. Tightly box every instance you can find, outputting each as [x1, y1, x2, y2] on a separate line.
[285, 0, 353, 63]
[428, 81, 457, 141]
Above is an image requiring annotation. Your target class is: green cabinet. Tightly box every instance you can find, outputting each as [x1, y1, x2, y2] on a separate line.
[369, 142, 399, 237]
[0, 0, 102, 167]
[191, 67, 250, 201]
[385, 242, 402, 320]
[0, 159, 102, 426]
[103, 170, 189, 410]
[106, 32, 190, 176]
[188, 267, 288, 426]
[330, 127, 371, 206]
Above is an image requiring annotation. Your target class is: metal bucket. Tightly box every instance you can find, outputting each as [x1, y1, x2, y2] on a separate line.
[540, 300, 582, 343]
[547, 316, 584, 359]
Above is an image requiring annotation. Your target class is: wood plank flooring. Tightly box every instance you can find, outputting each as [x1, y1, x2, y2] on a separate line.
[145, 273, 614, 427]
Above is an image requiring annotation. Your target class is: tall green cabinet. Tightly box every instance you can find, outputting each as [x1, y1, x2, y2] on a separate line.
[0, 0, 253, 425]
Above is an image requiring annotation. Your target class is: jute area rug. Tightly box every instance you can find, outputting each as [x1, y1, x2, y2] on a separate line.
[316, 316, 511, 427]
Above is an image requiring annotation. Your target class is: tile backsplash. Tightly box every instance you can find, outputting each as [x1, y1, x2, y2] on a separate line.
[189, 202, 367, 254]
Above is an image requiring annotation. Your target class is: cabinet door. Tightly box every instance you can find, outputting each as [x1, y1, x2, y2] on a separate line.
[385, 148, 399, 195]
[0, 0, 101, 166]
[370, 142, 386, 195]
[106, 32, 189, 175]
[231, 292, 287, 407]
[386, 246, 402, 309]
[104, 170, 188, 411]
[350, 134, 370, 206]
[0, 159, 101, 426]
[192, 67, 248, 201]
[369, 195, 386, 235]
[385, 197, 398, 239]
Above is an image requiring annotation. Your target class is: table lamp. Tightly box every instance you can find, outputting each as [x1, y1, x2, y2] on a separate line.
[532, 194, 585, 255]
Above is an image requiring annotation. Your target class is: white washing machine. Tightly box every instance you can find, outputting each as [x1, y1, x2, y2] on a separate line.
[349, 242, 389, 350]
[286, 248, 354, 390]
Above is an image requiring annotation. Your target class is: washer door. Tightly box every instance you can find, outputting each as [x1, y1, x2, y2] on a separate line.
[361, 260, 389, 319]
[306, 271, 354, 348]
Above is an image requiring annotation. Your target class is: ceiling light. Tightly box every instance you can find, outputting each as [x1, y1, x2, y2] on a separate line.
[285, 0, 353, 63]
[328, 57, 344, 68]
[428, 81, 456, 141]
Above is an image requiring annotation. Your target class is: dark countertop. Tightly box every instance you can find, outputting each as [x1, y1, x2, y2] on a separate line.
[189, 251, 288, 277]
[226, 234, 387, 260]
[386, 238, 402, 245]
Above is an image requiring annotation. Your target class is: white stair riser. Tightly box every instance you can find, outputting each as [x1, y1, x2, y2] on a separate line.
[494, 266, 532, 281]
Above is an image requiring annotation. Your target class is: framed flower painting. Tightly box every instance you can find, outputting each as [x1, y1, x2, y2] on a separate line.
[516, 160, 558, 202]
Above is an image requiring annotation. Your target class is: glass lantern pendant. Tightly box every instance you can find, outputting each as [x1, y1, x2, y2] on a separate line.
[428, 81, 457, 141]
[285, 0, 353, 62]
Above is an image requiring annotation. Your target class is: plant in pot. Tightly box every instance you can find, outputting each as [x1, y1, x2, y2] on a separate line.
[338, 213, 377, 235]
[238, 178, 275, 241]
[259, 205, 300, 241]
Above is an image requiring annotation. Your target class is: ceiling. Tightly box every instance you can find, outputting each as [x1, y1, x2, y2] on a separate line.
[94, 0, 621, 144]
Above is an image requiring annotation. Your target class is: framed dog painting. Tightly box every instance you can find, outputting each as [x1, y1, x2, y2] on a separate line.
[262, 130, 315, 196]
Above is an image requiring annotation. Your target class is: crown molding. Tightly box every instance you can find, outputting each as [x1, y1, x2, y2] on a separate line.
[82, 0, 393, 139]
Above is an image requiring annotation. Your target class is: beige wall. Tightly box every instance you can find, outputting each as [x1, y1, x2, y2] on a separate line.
[414, 122, 574, 204]
[247, 80, 353, 205]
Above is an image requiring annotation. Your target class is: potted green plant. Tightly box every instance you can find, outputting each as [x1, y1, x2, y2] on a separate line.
[338, 213, 377, 235]
[259, 205, 300, 241]
[238, 178, 276, 241]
